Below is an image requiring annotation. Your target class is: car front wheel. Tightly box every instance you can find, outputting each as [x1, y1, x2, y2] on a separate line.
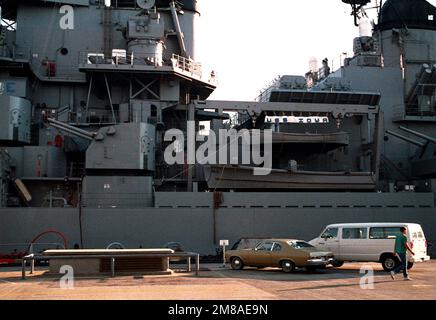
[407, 262, 414, 270]
[331, 260, 344, 268]
[230, 257, 244, 270]
[281, 260, 295, 273]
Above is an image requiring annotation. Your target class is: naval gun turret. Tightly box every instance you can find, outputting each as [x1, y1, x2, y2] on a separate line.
[46, 117, 156, 208]
[46, 117, 156, 173]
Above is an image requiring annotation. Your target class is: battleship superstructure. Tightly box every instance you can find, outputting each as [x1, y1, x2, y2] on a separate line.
[0, 0, 435, 256]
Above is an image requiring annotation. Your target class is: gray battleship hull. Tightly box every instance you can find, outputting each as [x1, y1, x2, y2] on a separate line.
[1, 192, 435, 258]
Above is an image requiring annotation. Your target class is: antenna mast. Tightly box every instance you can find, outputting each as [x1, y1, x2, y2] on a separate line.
[342, 0, 371, 26]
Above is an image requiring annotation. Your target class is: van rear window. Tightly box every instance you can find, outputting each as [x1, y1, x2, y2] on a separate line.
[369, 227, 403, 239]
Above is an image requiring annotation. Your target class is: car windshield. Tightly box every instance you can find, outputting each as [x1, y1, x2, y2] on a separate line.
[288, 241, 314, 249]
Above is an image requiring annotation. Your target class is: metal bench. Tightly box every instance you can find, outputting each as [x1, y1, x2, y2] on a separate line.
[21, 249, 200, 279]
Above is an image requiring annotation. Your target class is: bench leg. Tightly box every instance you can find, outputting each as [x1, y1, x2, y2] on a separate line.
[111, 258, 115, 278]
[30, 258, 35, 275]
[21, 259, 26, 280]
[195, 254, 200, 276]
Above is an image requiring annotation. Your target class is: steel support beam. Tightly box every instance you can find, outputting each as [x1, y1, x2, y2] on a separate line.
[104, 74, 117, 124]
[399, 126, 436, 145]
[373, 111, 384, 185]
[187, 103, 196, 192]
[190, 100, 379, 116]
[131, 79, 159, 100]
[386, 130, 426, 147]
[85, 75, 93, 120]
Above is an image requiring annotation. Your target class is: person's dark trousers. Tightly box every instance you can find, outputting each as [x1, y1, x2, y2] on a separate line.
[393, 253, 408, 278]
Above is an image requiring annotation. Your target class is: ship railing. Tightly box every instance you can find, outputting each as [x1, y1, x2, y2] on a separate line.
[79, 51, 163, 67]
[46, 107, 121, 126]
[170, 54, 203, 78]
[393, 103, 436, 121]
[256, 87, 275, 102]
[256, 78, 282, 102]
[92, 0, 158, 9]
[109, 0, 140, 8]
[78, 51, 216, 84]
[406, 105, 436, 117]
[79, 108, 121, 125]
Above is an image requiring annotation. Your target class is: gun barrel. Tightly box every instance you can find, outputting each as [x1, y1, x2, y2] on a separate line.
[47, 118, 95, 140]
[399, 126, 436, 144]
[49, 123, 94, 141]
[386, 130, 426, 147]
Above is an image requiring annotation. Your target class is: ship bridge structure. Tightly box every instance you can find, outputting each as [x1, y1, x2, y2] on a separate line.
[260, 0, 436, 187]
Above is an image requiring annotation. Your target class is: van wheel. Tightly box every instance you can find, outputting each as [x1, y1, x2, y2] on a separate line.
[381, 255, 399, 272]
[331, 260, 344, 268]
[230, 257, 244, 270]
[281, 260, 295, 273]
[407, 262, 414, 270]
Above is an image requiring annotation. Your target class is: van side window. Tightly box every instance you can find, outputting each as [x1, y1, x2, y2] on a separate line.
[342, 228, 368, 239]
[321, 228, 338, 239]
[369, 227, 403, 239]
[417, 232, 424, 239]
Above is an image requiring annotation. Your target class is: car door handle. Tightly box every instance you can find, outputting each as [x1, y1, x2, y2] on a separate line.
[334, 240, 339, 243]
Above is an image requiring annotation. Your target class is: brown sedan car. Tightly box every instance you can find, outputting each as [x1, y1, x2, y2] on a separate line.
[225, 239, 334, 272]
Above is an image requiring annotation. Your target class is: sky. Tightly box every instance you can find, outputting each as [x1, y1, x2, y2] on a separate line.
[195, 0, 381, 101]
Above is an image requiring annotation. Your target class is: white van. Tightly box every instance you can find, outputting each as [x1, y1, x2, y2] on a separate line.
[309, 223, 430, 271]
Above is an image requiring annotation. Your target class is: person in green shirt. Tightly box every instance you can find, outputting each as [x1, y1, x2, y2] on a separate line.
[390, 227, 415, 281]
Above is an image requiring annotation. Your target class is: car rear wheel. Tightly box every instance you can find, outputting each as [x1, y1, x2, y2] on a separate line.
[407, 262, 414, 270]
[281, 260, 295, 273]
[230, 257, 244, 270]
[331, 260, 344, 268]
[381, 255, 399, 272]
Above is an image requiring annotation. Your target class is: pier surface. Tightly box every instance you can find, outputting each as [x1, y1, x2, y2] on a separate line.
[1, 261, 435, 300]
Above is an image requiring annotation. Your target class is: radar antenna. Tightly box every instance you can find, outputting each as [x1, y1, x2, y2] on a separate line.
[342, 0, 371, 26]
[136, 0, 156, 10]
